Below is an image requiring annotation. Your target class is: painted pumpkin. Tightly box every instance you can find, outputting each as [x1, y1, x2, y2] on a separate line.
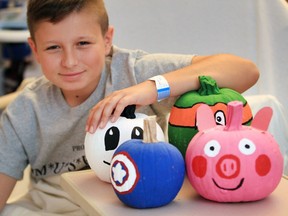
[110, 116, 185, 208]
[186, 101, 283, 202]
[168, 76, 253, 156]
[85, 105, 165, 183]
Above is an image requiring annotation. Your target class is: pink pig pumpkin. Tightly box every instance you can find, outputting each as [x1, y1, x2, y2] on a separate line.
[186, 101, 283, 202]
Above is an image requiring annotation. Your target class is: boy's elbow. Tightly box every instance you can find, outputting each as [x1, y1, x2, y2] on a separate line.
[232, 56, 260, 93]
[246, 60, 260, 86]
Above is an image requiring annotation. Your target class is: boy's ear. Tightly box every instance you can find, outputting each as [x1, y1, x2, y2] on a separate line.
[104, 26, 114, 56]
[27, 37, 40, 63]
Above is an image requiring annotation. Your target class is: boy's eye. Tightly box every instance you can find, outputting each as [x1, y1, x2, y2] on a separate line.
[46, 45, 60, 51]
[78, 41, 90, 46]
[78, 41, 91, 47]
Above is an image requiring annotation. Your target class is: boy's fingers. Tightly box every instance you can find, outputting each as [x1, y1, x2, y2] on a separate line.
[86, 92, 136, 133]
[110, 97, 131, 122]
[86, 95, 121, 131]
[86, 108, 102, 133]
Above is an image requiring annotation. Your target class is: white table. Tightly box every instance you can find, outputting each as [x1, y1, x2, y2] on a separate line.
[61, 169, 288, 216]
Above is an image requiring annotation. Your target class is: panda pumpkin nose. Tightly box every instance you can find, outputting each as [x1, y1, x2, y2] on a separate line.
[216, 155, 240, 179]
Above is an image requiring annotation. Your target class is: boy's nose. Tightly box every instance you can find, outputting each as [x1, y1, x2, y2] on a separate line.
[62, 49, 78, 68]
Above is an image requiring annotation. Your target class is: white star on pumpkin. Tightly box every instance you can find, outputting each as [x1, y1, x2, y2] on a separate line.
[112, 162, 127, 184]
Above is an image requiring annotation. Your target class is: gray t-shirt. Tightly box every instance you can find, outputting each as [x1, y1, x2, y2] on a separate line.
[0, 46, 193, 181]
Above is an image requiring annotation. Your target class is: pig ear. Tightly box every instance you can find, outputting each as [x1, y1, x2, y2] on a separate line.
[197, 104, 217, 131]
[251, 107, 273, 131]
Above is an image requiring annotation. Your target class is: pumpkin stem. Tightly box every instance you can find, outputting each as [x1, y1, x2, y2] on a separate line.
[143, 116, 158, 143]
[224, 101, 243, 131]
[198, 76, 220, 96]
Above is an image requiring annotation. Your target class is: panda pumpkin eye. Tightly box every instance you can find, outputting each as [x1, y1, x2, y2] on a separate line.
[131, 126, 143, 139]
[104, 126, 120, 151]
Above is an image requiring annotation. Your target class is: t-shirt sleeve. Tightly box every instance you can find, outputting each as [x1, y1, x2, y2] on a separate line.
[0, 97, 31, 180]
[134, 53, 195, 83]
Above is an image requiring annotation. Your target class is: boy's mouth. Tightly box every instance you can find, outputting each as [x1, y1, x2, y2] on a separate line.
[58, 71, 85, 80]
[59, 71, 85, 76]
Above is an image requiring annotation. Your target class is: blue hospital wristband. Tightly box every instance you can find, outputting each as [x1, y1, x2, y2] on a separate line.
[149, 75, 171, 101]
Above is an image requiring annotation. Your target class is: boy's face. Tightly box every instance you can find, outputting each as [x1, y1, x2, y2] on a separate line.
[28, 7, 113, 99]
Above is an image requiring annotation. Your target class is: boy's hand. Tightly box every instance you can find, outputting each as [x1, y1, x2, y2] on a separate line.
[86, 81, 157, 133]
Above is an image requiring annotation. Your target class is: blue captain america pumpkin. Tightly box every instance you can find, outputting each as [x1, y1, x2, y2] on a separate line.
[110, 116, 185, 208]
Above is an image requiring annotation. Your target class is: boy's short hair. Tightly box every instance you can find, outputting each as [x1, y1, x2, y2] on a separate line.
[27, 0, 109, 41]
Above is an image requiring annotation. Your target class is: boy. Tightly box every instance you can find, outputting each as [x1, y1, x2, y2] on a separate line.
[0, 0, 259, 215]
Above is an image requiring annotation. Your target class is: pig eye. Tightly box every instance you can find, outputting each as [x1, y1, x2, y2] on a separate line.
[204, 140, 221, 157]
[214, 111, 226, 125]
[239, 138, 256, 155]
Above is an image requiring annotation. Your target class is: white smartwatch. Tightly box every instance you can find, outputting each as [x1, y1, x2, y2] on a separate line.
[149, 75, 170, 101]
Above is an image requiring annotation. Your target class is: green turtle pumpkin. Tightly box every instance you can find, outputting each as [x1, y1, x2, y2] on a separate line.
[168, 76, 253, 156]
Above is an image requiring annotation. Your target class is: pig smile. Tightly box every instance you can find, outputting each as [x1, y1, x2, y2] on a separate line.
[212, 178, 244, 191]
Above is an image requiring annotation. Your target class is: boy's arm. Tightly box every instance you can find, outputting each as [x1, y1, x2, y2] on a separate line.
[86, 54, 259, 133]
[163, 54, 259, 97]
[0, 173, 17, 211]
